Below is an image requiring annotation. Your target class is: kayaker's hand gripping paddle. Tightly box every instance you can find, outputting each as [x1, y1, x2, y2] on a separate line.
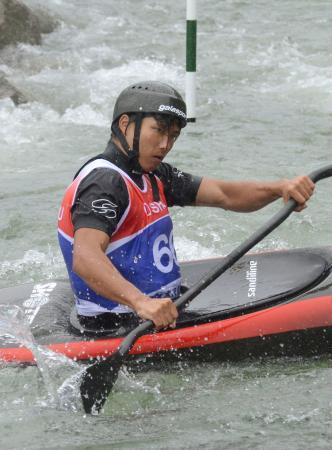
[79, 164, 332, 414]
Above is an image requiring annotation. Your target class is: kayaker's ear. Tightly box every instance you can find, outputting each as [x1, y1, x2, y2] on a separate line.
[118, 114, 131, 135]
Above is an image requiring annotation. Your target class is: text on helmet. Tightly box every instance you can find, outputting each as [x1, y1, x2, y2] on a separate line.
[158, 104, 186, 119]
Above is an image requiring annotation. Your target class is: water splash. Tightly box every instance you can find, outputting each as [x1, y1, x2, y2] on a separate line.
[0, 305, 82, 412]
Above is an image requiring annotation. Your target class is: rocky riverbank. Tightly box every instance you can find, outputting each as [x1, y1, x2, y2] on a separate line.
[0, 0, 57, 104]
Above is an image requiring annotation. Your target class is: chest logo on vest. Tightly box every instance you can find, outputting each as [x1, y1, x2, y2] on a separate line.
[92, 198, 117, 219]
[143, 201, 167, 216]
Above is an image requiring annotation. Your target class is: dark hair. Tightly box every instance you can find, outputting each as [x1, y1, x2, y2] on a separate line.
[112, 112, 181, 136]
[146, 113, 182, 130]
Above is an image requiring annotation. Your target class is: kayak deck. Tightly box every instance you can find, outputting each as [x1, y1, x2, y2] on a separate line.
[0, 247, 332, 363]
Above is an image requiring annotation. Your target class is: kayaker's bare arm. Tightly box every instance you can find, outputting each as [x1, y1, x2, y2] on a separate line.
[195, 176, 315, 212]
[73, 228, 178, 329]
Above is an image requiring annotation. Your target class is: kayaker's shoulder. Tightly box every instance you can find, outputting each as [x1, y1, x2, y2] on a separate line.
[77, 166, 127, 190]
[154, 161, 201, 182]
[73, 168, 127, 212]
[154, 162, 202, 206]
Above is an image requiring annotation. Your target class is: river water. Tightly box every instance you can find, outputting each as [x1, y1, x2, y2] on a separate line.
[0, 0, 331, 448]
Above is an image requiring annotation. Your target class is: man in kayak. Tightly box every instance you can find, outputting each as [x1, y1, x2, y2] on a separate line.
[58, 81, 315, 331]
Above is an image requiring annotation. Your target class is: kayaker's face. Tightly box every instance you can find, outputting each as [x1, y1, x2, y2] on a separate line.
[121, 116, 181, 172]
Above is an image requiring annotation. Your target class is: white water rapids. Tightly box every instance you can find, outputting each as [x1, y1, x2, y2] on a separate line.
[0, 0, 332, 448]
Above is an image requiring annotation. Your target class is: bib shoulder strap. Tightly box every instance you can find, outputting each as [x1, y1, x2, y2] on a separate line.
[148, 173, 160, 202]
[73, 154, 106, 180]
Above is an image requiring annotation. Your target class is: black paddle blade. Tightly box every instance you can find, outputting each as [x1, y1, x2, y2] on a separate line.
[80, 352, 123, 414]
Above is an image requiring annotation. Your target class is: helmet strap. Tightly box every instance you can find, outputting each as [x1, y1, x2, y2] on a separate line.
[132, 112, 143, 155]
[111, 122, 131, 154]
[127, 112, 144, 172]
[111, 113, 146, 173]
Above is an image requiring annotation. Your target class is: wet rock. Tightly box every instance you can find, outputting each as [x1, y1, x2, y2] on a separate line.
[0, 72, 28, 105]
[0, 0, 57, 49]
[0, 1, 57, 104]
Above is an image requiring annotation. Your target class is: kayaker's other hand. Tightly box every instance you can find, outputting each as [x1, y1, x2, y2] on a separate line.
[281, 175, 315, 212]
[135, 297, 178, 330]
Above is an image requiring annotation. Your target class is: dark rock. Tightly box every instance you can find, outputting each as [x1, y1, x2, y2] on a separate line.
[0, 1, 57, 104]
[0, 72, 28, 104]
[0, 0, 57, 49]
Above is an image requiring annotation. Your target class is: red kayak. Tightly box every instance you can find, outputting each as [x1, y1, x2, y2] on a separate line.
[1, 247, 331, 364]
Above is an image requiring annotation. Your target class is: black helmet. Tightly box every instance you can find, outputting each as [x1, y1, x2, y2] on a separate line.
[111, 81, 186, 173]
[112, 81, 187, 129]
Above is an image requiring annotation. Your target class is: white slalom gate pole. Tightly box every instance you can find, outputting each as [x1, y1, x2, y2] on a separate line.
[186, 0, 197, 122]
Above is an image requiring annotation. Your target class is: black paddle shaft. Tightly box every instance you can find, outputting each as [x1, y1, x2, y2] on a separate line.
[80, 164, 332, 413]
[115, 164, 332, 356]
